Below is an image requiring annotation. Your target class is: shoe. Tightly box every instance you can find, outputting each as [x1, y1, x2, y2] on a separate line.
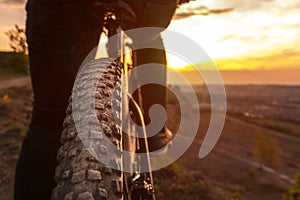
[147, 127, 173, 152]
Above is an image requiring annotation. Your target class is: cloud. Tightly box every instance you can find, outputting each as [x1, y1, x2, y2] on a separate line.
[232, 0, 300, 14]
[179, 0, 300, 15]
[174, 4, 233, 20]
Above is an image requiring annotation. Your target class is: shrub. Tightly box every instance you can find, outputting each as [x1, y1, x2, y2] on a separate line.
[5, 24, 27, 53]
[225, 192, 244, 200]
[283, 172, 300, 200]
[252, 130, 282, 169]
[0, 52, 29, 75]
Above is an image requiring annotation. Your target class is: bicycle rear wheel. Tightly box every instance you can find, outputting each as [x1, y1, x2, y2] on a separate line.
[52, 58, 124, 200]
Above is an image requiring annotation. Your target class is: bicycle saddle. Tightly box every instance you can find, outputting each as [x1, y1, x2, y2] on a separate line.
[92, 0, 137, 27]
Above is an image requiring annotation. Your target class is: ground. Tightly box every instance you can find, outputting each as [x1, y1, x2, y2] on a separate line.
[0, 85, 32, 200]
[0, 80, 299, 200]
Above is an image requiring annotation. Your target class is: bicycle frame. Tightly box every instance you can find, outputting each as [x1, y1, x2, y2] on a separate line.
[94, 1, 155, 199]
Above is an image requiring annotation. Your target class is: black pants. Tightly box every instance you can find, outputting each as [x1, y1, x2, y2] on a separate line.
[14, 0, 177, 199]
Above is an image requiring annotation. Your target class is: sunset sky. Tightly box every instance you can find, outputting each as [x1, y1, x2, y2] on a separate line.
[167, 0, 300, 71]
[0, 0, 299, 84]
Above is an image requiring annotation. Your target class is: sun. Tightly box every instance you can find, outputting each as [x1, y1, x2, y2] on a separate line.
[166, 53, 189, 70]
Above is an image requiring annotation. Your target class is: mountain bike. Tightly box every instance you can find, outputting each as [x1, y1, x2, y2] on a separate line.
[52, 1, 156, 199]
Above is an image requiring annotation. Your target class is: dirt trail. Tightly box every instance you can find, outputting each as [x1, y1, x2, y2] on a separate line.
[226, 115, 300, 143]
[171, 109, 299, 200]
[193, 138, 295, 184]
[0, 76, 31, 90]
[173, 113, 295, 184]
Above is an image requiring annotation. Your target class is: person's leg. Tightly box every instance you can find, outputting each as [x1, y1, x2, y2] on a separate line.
[132, 0, 177, 120]
[14, 1, 101, 199]
[129, 0, 177, 151]
[134, 37, 167, 125]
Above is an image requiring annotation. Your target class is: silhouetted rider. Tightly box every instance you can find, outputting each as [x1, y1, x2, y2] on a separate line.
[14, 0, 190, 199]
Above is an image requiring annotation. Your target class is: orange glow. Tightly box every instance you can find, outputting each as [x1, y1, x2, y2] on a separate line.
[214, 51, 300, 71]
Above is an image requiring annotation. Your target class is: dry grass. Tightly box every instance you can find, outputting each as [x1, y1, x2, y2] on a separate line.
[0, 86, 32, 142]
[153, 163, 224, 200]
